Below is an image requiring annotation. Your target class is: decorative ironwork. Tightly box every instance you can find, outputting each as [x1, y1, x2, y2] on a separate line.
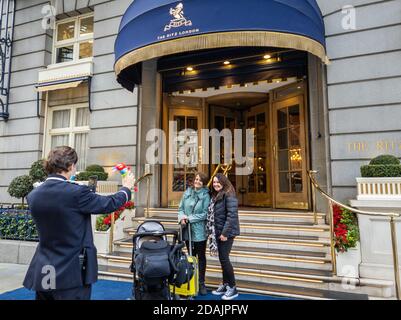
[0, 0, 16, 122]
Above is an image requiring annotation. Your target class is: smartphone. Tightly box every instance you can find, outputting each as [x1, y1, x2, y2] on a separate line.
[88, 175, 98, 193]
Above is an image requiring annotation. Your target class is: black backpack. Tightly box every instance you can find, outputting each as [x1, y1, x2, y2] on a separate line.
[135, 240, 172, 279]
[171, 252, 194, 287]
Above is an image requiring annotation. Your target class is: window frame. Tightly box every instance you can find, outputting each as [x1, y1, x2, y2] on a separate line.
[45, 103, 91, 171]
[53, 13, 94, 65]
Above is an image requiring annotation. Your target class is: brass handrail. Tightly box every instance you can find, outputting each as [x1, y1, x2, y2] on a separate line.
[135, 172, 153, 218]
[308, 170, 401, 300]
[207, 164, 232, 187]
[109, 172, 153, 253]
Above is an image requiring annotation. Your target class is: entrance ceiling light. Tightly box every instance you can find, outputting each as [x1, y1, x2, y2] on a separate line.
[223, 61, 231, 65]
[186, 66, 194, 71]
[263, 54, 272, 60]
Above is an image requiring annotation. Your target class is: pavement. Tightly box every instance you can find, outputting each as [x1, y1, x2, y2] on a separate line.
[0, 263, 29, 294]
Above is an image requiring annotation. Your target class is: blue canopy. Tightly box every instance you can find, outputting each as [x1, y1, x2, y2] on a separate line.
[115, 0, 327, 90]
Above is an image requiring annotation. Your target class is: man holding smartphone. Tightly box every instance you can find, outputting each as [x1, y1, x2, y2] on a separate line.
[23, 146, 135, 300]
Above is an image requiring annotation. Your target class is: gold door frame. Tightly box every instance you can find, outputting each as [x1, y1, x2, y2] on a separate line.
[162, 95, 207, 207]
[270, 81, 310, 210]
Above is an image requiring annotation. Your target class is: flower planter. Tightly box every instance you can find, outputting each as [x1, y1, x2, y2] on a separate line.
[93, 209, 133, 254]
[356, 177, 401, 201]
[93, 230, 110, 254]
[336, 242, 361, 278]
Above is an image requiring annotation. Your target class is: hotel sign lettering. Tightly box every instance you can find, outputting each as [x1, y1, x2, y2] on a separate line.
[347, 140, 401, 153]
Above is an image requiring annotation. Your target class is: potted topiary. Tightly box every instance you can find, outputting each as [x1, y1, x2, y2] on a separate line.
[349, 154, 401, 282]
[7, 175, 34, 207]
[29, 159, 47, 182]
[75, 164, 118, 195]
[356, 154, 401, 201]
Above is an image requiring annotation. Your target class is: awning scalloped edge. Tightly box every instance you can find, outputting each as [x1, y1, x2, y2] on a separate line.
[115, 31, 329, 76]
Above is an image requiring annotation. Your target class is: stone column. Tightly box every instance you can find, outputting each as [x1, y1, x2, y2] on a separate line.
[308, 53, 331, 214]
[136, 59, 162, 216]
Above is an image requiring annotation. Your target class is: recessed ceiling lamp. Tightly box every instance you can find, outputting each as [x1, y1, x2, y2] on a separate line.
[263, 54, 272, 59]
[186, 66, 194, 71]
[223, 61, 230, 65]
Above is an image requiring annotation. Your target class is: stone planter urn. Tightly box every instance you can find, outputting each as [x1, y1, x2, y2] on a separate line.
[336, 242, 361, 278]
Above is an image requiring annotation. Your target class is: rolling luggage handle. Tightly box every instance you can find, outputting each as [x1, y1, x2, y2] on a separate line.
[180, 221, 193, 256]
[180, 196, 199, 256]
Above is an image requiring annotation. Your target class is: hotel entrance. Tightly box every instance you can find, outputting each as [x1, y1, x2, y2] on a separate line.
[160, 55, 310, 210]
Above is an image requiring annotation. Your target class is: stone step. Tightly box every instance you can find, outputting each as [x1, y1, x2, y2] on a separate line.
[114, 233, 331, 254]
[145, 210, 327, 224]
[97, 265, 369, 300]
[144, 211, 325, 224]
[135, 215, 321, 227]
[100, 242, 333, 271]
[98, 253, 331, 290]
[127, 220, 331, 238]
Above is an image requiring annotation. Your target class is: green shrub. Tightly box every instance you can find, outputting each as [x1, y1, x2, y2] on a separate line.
[7, 175, 34, 205]
[75, 171, 108, 181]
[86, 164, 105, 173]
[369, 155, 400, 165]
[29, 159, 47, 182]
[361, 165, 401, 177]
[0, 210, 38, 241]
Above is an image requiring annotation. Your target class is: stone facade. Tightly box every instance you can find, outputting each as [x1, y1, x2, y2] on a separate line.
[317, 0, 401, 202]
[0, 0, 138, 203]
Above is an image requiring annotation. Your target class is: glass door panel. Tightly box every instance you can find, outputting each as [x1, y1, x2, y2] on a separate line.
[243, 103, 271, 207]
[272, 95, 309, 209]
[167, 108, 203, 207]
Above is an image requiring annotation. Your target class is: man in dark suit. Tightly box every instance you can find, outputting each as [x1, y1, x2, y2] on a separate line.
[23, 146, 135, 300]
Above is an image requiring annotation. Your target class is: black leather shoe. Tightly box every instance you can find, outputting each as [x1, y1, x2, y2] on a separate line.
[199, 283, 208, 296]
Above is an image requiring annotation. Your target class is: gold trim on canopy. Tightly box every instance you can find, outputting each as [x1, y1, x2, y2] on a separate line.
[115, 31, 329, 76]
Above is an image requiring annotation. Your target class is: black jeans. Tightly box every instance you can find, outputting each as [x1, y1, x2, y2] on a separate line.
[217, 237, 236, 288]
[186, 240, 207, 284]
[35, 285, 92, 300]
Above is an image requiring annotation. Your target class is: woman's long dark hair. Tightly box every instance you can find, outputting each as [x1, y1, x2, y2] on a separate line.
[211, 173, 236, 199]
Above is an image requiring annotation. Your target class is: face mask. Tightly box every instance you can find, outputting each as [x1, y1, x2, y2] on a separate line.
[70, 164, 77, 181]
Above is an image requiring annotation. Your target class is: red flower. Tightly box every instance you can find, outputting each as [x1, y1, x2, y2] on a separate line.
[103, 216, 111, 225]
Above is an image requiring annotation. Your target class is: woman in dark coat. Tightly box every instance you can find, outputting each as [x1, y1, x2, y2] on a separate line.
[207, 173, 240, 300]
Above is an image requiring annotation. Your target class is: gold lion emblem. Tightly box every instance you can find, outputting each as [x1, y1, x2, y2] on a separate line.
[164, 2, 192, 31]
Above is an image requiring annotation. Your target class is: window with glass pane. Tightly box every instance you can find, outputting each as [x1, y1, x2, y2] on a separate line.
[79, 41, 93, 59]
[75, 133, 88, 171]
[51, 135, 69, 148]
[55, 16, 94, 63]
[75, 107, 90, 127]
[80, 17, 94, 36]
[52, 110, 71, 129]
[56, 46, 74, 63]
[57, 21, 75, 41]
[277, 104, 303, 193]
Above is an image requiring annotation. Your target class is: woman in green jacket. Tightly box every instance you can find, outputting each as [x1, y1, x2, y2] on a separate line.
[178, 172, 210, 295]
